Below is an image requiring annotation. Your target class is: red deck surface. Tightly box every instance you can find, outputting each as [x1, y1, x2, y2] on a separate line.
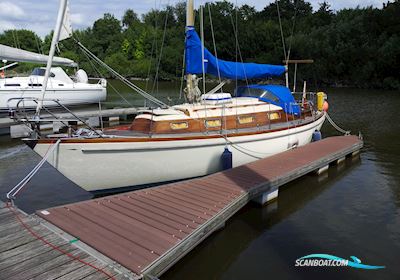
[37, 136, 362, 275]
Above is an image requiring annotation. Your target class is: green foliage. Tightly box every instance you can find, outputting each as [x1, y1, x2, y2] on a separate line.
[122, 9, 140, 29]
[0, 0, 398, 89]
[0, 29, 43, 53]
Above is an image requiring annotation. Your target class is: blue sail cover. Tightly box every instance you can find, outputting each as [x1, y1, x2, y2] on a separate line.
[185, 27, 286, 80]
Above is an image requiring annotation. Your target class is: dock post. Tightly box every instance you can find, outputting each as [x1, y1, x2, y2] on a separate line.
[252, 189, 279, 205]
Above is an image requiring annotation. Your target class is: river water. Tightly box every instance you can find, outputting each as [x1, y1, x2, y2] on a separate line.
[0, 82, 399, 279]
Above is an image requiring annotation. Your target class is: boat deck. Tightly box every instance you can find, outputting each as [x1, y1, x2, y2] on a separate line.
[34, 135, 362, 279]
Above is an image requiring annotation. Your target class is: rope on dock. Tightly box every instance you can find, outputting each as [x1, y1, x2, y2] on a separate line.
[4, 203, 116, 280]
[326, 113, 351, 135]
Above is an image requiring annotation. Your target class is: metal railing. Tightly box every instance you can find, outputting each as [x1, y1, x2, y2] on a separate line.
[8, 97, 103, 138]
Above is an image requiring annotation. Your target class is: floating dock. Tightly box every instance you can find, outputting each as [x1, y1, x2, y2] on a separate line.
[1, 135, 362, 279]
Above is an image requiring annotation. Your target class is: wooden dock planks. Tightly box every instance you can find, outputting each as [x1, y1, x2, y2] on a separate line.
[35, 135, 363, 279]
[0, 201, 128, 280]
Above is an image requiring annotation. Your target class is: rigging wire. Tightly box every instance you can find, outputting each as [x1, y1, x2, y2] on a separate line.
[207, 4, 222, 88]
[151, 1, 170, 95]
[79, 47, 133, 107]
[179, 44, 187, 101]
[276, 0, 287, 61]
[11, 30, 18, 49]
[34, 35, 43, 55]
[144, 0, 160, 105]
[286, 0, 299, 62]
[145, 30, 156, 93]
[199, 2, 208, 129]
[200, 5, 206, 96]
[229, 12, 249, 87]
[76, 40, 167, 108]
[15, 30, 21, 49]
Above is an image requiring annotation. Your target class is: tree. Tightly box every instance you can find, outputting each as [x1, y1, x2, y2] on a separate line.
[1, 1, 399, 88]
[122, 9, 140, 29]
[91, 13, 123, 57]
[312, 2, 334, 26]
[0, 29, 43, 52]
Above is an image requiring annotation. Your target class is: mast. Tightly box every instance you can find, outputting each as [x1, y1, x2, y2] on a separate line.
[185, 0, 196, 103]
[35, 0, 68, 114]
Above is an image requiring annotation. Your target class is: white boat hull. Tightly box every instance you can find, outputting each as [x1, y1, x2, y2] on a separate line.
[32, 114, 325, 192]
[0, 88, 107, 110]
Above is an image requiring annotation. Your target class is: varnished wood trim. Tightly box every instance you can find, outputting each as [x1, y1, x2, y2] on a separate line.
[36, 114, 324, 145]
[130, 109, 296, 134]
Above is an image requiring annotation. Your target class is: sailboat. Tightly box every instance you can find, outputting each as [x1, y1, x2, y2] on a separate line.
[23, 0, 327, 193]
[0, 64, 107, 111]
[0, 9, 107, 112]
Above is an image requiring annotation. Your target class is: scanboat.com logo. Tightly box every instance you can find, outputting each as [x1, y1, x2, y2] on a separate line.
[295, 254, 385, 270]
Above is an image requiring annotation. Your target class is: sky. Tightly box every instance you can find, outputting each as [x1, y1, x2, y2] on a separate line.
[0, 0, 392, 38]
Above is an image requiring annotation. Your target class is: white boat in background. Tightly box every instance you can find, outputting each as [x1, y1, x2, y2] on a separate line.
[0, 66, 107, 111]
[0, 20, 107, 112]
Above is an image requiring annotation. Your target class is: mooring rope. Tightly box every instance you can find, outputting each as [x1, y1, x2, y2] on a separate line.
[6, 139, 61, 202]
[325, 112, 351, 135]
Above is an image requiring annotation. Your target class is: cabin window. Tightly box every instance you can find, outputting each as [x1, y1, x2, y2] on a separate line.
[28, 84, 43, 87]
[237, 115, 254, 124]
[58, 84, 64, 86]
[205, 119, 221, 128]
[268, 112, 281, 120]
[31, 68, 55, 77]
[260, 90, 280, 103]
[31, 68, 46, 76]
[170, 122, 189, 130]
[4, 84, 21, 87]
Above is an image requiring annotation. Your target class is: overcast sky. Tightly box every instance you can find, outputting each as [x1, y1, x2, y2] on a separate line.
[0, 0, 391, 38]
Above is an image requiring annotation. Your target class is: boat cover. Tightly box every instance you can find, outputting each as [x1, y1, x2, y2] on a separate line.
[185, 27, 285, 80]
[238, 84, 301, 115]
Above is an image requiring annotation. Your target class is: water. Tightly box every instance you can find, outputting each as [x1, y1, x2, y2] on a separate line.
[0, 83, 399, 279]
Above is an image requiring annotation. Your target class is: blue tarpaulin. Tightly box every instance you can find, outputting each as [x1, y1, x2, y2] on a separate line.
[237, 84, 301, 115]
[185, 27, 286, 80]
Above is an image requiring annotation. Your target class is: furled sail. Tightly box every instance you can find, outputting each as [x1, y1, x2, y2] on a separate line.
[58, 0, 73, 42]
[185, 27, 285, 80]
[0, 44, 77, 67]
